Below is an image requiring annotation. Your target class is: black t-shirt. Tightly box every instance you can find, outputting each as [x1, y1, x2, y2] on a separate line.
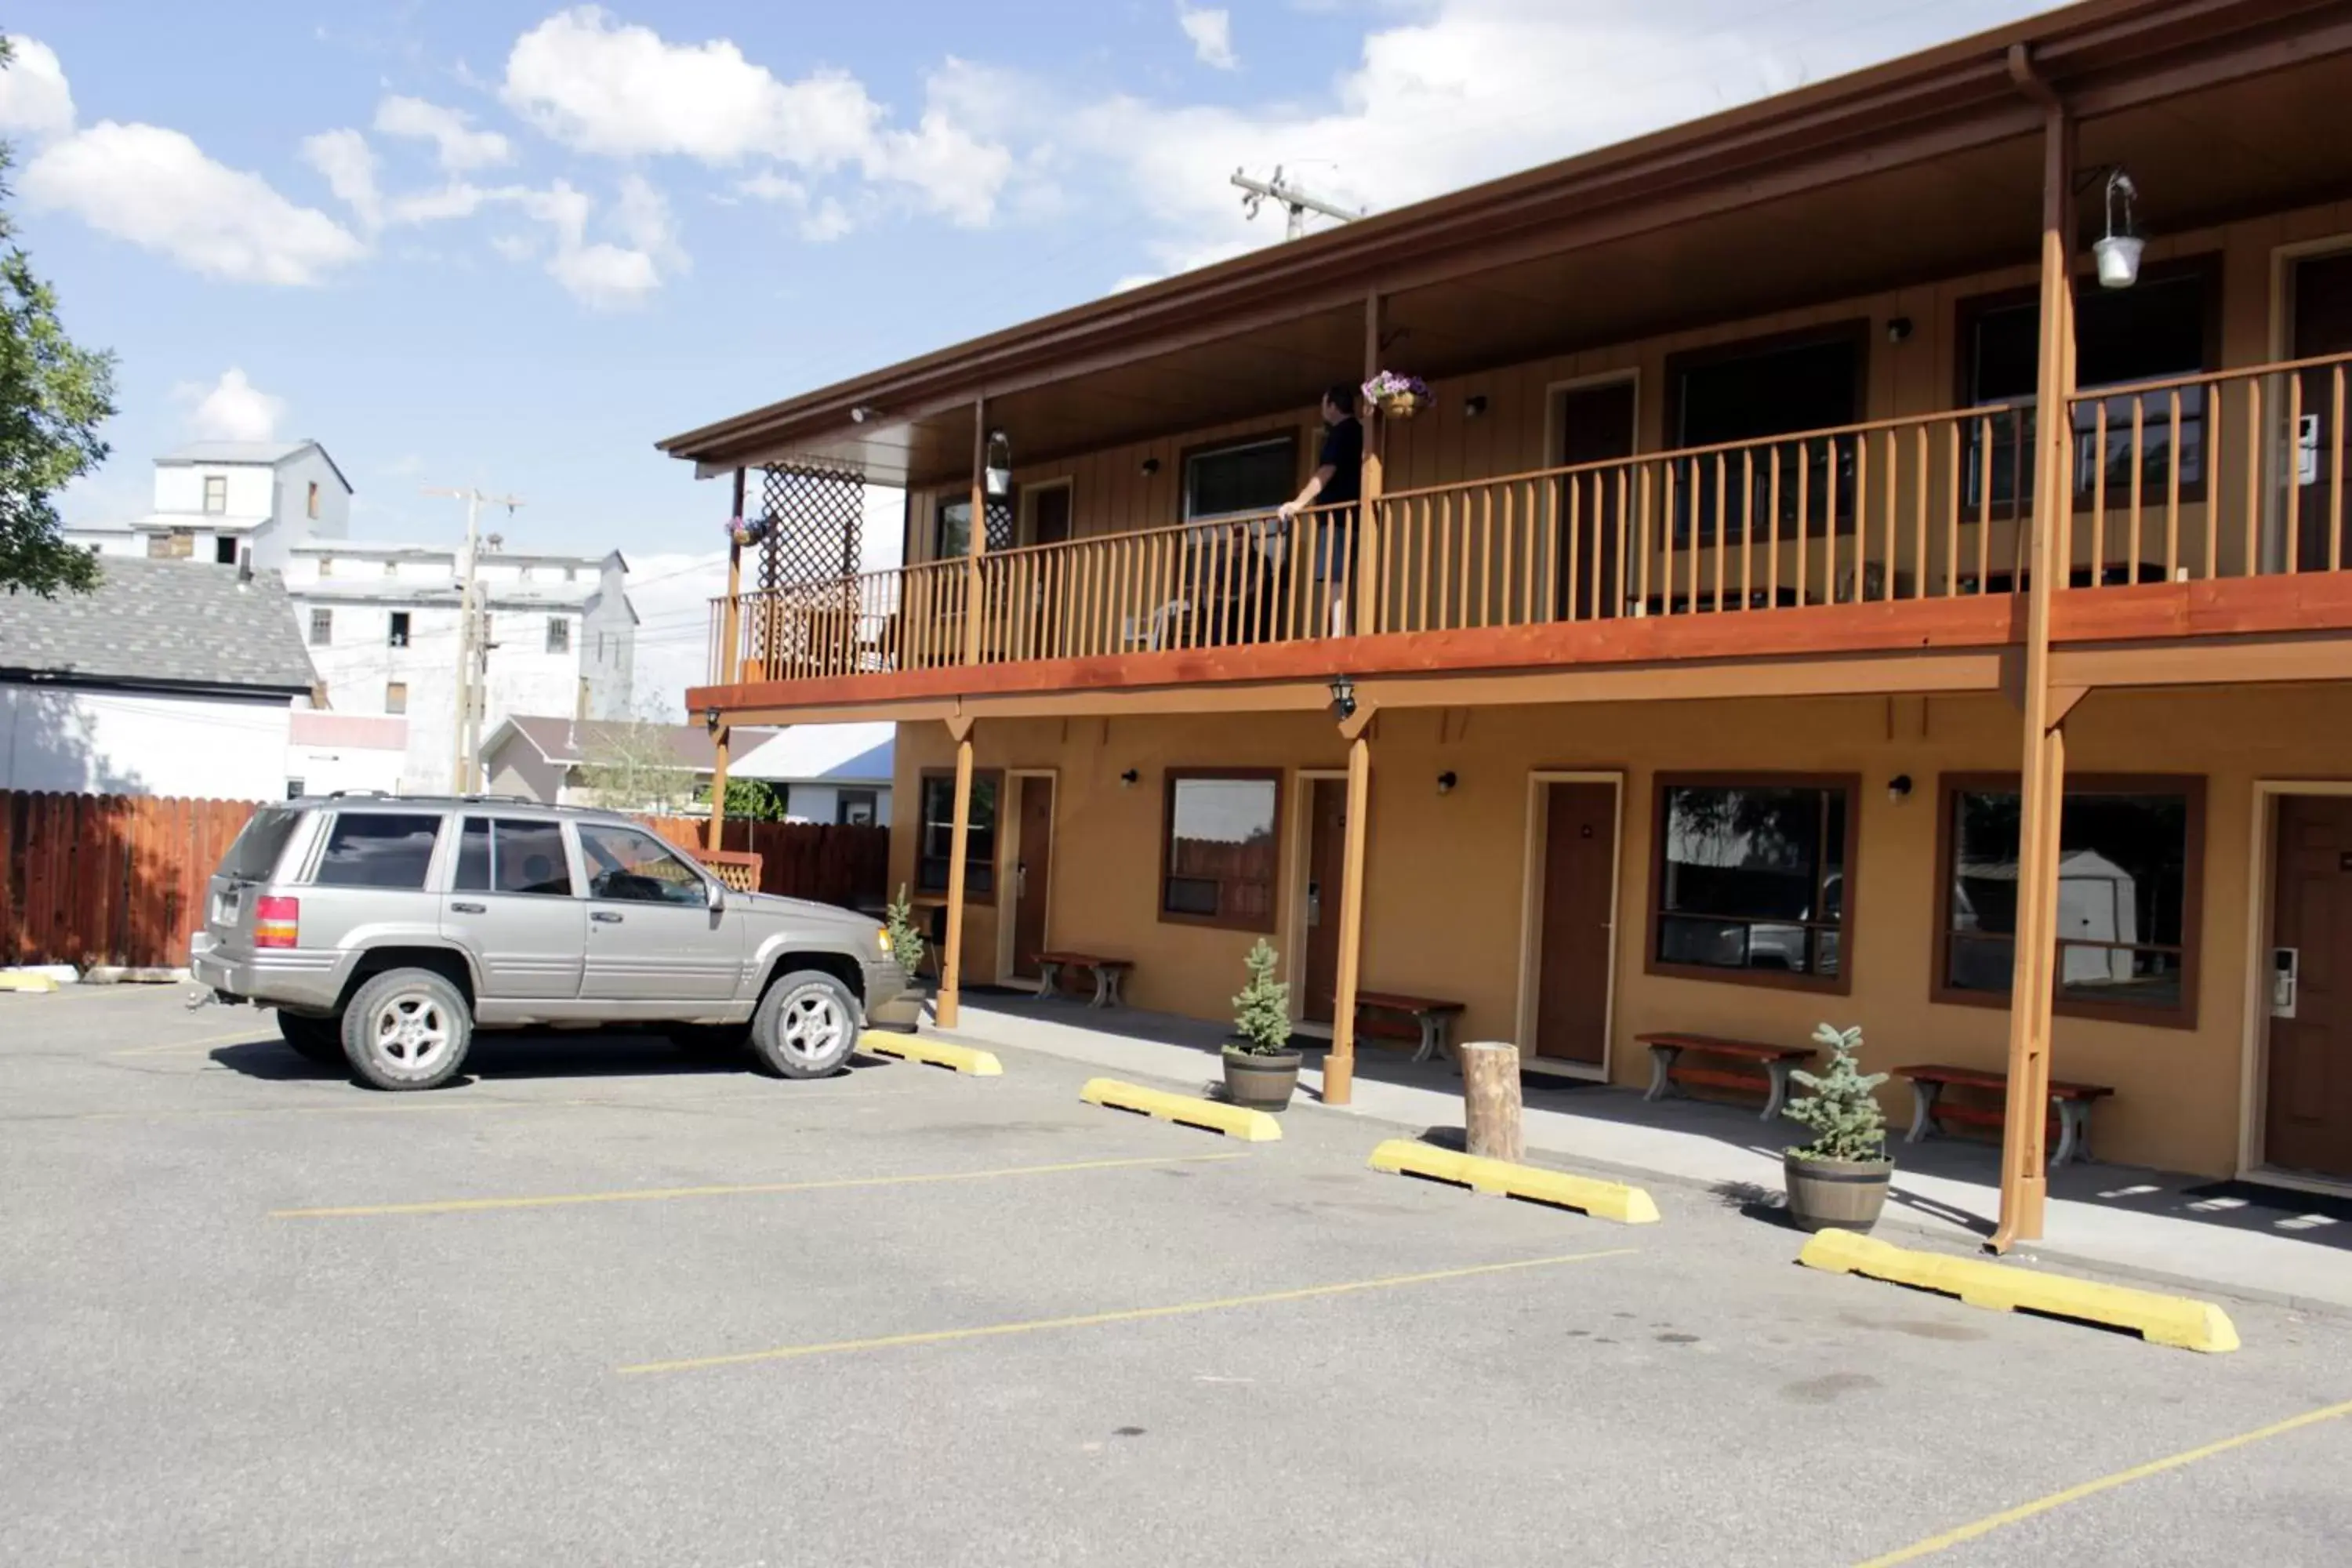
[1316, 416, 1363, 508]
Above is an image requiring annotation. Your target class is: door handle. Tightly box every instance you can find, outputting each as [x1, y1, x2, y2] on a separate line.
[449, 902, 485, 914]
[592, 911, 624, 924]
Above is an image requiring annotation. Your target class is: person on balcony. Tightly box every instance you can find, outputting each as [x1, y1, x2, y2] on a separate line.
[1279, 383, 1364, 636]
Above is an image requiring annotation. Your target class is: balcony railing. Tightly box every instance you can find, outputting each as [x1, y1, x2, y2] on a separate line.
[707, 350, 2352, 689]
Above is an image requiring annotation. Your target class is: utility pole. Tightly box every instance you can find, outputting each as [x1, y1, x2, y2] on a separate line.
[426, 485, 523, 794]
[1232, 165, 1366, 240]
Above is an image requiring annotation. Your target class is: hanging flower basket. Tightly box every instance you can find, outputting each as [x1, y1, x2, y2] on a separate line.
[1362, 370, 1430, 420]
[725, 515, 771, 549]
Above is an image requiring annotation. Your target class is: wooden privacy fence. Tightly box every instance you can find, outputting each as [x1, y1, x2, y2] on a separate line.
[1, 791, 893, 971]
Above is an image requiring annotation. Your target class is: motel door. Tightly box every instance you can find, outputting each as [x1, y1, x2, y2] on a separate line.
[2268, 797, 2352, 1181]
[2294, 252, 2352, 572]
[1534, 781, 1617, 1067]
[1304, 779, 1348, 1024]
[1011, 776, 1056, 984]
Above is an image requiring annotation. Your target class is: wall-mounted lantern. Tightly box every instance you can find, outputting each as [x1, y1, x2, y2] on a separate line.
[1328, 674, 1357, 721]
[2094, 169, 2143, 290]
[984, 429, 1014, 499]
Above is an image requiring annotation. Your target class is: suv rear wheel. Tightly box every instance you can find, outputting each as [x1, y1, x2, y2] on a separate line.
[749, 971, 859, 1080]
[277, 1010, 346, 1067]
[342, 968, 473, 1091]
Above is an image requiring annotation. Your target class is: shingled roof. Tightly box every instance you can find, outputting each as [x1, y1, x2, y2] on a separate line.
[0, 556, 319, 697]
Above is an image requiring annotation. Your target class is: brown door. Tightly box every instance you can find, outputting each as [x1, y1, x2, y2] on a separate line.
[1011, 775, 1055, 983]
[2294, 255, 2352, 572]
[1556, 382, 1637, 620]
[1304, 778, 1348, 1024]
[2266, 795, 2352, 1180]
[1535, 781, 1617, 1065]
[1031, 485, 1073, 547]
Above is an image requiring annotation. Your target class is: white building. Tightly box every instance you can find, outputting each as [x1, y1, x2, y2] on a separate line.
[286, 539, 637, 795]
[0, 557, 318, 800]
[732, 724, 894, 826]
[65, 440, 353, 572]
[283, 711, 409, 799]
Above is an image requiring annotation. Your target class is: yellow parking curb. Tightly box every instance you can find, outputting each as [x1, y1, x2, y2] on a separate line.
[1798, 1228, 2239, 1353]
[1080, 1078, 1281, 1142]
[858, 1031, 1003, 1076]
[1367, 1139, 1661, 1224]
[0, 972, 60, 993]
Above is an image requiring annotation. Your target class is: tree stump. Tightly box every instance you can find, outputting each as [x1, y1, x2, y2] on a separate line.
[1460, 1040, 1524, 1163]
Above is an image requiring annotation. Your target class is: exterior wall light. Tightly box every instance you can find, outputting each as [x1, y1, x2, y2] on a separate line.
[1437, 771, 1458, 795]
[704, 706, 722, 732]
[1141, 457, 1162, 477]
[984, 430, 1014, 499]
[1328, 674, 1357, 720]
[1463, 395, 1489, 419]
[2094, 169, 2143, 289]
[1888, 773, 1914, 804]
[1886, 317, 1914, 344]
[1119, 768, 1139, 788]
[850, 405, 882, 424]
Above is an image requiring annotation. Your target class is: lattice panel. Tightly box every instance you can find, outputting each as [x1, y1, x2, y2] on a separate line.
[758, 462, 864, 593]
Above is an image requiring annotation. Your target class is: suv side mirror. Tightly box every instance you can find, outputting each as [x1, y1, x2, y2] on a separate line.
[706, 878, 726, 913]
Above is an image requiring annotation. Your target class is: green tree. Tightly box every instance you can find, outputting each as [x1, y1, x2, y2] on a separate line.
[1783, 1023, 1890, 1163]
[1229, 938, 1292, 1056]
[574, 710, 695, 814]
[0, 38, 115, 598]
[723, 778, 789, 822]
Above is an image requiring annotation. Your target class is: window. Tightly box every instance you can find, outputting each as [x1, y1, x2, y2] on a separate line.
[1936, 775, 2201, 1024]
[564, 565, 578, 582]
[837, 789, 878, 827]
[383, 559, 397, 577]
[285, 779, 305, 800]
[318, 556, 335, 577]
[214, 537, 238, 565]
[385, 681, 408, 715]
[932, 496, 1014, 561]
[307, 481, 320, 520]
[453, 818, 576, 897]
[917, 770, 1000, 900]
[1650, 777, 1857, 990]
[1160, 770, 1281, 932]
[220, 806, 303, 880]
[1182, 434, 1298, 523]
[313, 813, 441, 889]
[1961, 263, 2214, 513]
[1664, 326, 1866, 546]
[308, 609, 332, 646]
[202, 474, 227, 514]
[546, 616, 570, 655]
[149, 529, 194, 560]
[576, 823, 709, 906]
[388, 612, 410, 648]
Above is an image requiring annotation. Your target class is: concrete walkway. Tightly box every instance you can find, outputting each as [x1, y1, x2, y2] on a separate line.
[934, 994, 2352, 1314]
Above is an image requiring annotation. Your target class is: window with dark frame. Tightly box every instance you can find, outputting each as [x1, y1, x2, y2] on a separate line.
[1664, 328, 1865, 553]
[837, 789, 879, 827]
[312, 813, 441, 889]
[546, 616, 570, 655]
[202, 474, 227, 514]
[1936, 775, 2201, 1023]
[1650, 778, 1854, 989]
[308, 608, 332, 646]
[452, 818, 577, 898]
[933, 496, 1014, 561]
[1961, 263, 2214, 517]
[1160, 771, 1280, 933]
[388, 612, 410, 648]
[917, 771, 1000, 900]
[1181, 434, 1299, 523]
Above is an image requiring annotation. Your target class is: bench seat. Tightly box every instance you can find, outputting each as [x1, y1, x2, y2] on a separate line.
[1354, 991, 1467, 1065]
[1033, 951, 1133, 1009]
[1895, 1063, 2114, 1167]
[1637, 1033, 1819, 1122]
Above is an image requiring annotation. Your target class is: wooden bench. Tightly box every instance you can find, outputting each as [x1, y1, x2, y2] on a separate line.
[1033, 951, 1133, 1009]
[1638, 1033, 1818, 1123]
[1354, 991, 1467, 1065]
[1895, 1063, 2115, 1167]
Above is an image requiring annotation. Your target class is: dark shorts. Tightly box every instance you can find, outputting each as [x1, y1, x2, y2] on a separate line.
[1308, 506, 1357, 583]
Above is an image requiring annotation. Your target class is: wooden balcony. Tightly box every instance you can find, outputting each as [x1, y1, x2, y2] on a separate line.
[694, 352, 2352, 721]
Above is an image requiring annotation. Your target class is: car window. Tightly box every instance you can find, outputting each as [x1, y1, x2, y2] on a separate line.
[314, 813, 442, 889]
[453, 818, 492, 892]
[576, 824, 707, 906]
[494, 820, 574, 896]
[220, 806, 302, 881]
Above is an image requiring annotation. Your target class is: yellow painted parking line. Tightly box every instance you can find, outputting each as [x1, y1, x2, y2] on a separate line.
[273, 1151, 1247, 1219]
[108, 1029, 278, 1058]
[1854, 1397, 2352, 1566]
[619, 1247, 1637, 1375]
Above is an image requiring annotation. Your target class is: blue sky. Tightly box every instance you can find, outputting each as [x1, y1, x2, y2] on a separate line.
[4, 0, 2053, 709]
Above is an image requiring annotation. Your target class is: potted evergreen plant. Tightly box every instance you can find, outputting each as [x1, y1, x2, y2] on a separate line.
[1780, 1023, 1894, 1232]
[883, 884, 930, 1023]
[1222, 938, 1302, 1112]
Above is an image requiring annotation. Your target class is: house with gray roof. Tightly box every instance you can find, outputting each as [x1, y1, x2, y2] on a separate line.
[0, 557, 321, 800]
[61, 438, 351, 573]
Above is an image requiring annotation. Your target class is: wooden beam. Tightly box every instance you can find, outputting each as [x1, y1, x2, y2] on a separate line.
[1356, 291, 1385, 637]
[705, 724, 733, 855]
[721, 466, 746, 685]
[936, 724, 977, 1031]
[1993, 88, 2074, 1255]
[963, 399, 988, 667]
[1327, 731, 1372, 1109]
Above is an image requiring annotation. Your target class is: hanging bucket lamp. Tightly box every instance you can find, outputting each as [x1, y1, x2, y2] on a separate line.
[2093, 169, 2143, 290]
[984, 429, 1014, 499]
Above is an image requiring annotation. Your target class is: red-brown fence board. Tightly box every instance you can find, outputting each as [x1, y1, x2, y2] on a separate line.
[0, 791, 891, 969]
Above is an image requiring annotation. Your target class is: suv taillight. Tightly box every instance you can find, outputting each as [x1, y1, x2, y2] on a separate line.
[254, 896, 299, 949]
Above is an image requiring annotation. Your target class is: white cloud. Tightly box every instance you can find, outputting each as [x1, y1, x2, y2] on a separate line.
[0, 34, 74, 140]
[800, 198, 854, 244]
[1178, 6, 1238, 71]
[736, 169, 807, 205]
[547, 241, 661, 310]
[489, 177, 671, 310]
[174, 368, 287, 443]
[615, 172, 687, 270]
[300, 127, 383, 231]
[386, 182, 493, 225]
[373, 94, 514, 172]
[500, 8, 1017, 226]
[25, 121, 366, 285]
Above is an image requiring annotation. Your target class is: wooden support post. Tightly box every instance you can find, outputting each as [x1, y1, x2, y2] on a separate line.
[963, 399, 988, 667]
[935, 717, 977, 1031]
[722, 466, 746, 681]
[706, 725, 732, 854]
[1327, 728, 1371, 1107]
[1355, 290, 1385, 637]
[1460, 1041, 1524, 1163]
[1994, 71, 2075, 1254]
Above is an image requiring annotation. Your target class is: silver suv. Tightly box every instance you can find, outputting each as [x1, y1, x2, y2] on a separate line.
[191, 794, 917, 1091]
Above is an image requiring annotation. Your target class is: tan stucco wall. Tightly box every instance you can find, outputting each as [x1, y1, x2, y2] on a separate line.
[895, 683, 2352, 1178]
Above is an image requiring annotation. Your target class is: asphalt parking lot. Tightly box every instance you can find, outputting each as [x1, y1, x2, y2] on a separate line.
[2, 985, 2347, 1568]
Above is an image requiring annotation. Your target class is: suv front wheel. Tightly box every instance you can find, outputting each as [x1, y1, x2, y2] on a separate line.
[750, 971, 860, 1080]
[343, 968, 474, 1091]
